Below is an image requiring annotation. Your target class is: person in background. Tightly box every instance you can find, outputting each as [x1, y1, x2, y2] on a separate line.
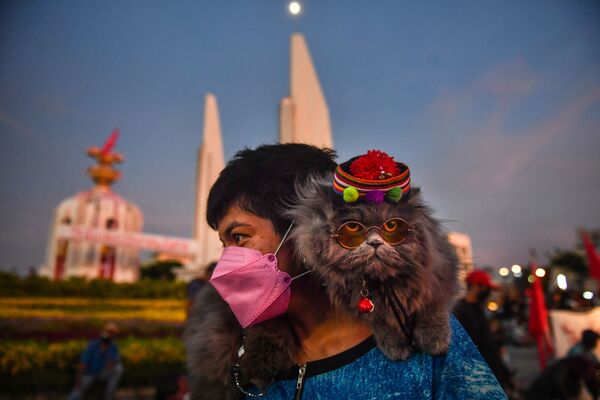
[454, 269, 513, 394]
[526, 355, 599, 400]
[549, 288, 570, 310]
[155, 370, 190, 400]
[68, 322, 123, 400]
[568, 329, 600, 365]
[527, 330, 600, 399]
[498, 287, 525, 345]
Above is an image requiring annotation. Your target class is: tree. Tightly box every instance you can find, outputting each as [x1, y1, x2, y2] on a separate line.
[140, 260, 183, 281]
[549, 251, 587, 275]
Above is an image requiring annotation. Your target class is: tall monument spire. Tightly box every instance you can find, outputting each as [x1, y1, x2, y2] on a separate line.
[193, 94, 225, 271]
[279, 33, 333, 148]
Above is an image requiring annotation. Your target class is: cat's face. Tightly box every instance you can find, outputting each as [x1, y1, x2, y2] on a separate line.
[289, 173, 459, 358]
[321, 202, 423, 282]
[289, 174, 454, 312]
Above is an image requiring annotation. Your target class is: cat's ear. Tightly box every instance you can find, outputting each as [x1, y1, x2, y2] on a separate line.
[404, 187, 422, 206]
[286, 172, 334, 222]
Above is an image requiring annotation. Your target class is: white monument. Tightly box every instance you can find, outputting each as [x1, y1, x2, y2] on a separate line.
[190, 94, 226, 276]
[279, 33, 333, 148]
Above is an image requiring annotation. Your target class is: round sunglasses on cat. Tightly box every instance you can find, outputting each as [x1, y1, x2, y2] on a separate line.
[331, 218, 415, 249]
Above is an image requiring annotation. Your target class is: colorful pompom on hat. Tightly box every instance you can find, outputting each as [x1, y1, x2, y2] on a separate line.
[333, 150, 410, 205]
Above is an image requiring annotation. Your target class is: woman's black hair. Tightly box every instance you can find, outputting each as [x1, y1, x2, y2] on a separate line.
[206, 143, 337, 236]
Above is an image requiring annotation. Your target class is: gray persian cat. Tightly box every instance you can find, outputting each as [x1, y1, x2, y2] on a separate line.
[289, 173, 460, 360]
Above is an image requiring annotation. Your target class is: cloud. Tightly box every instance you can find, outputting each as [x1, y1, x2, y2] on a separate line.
[0, 111, 25, 134]
[33, 94, 71, 116]
[463, 87, 600, 194]
[425, 59, 600, 195]
[429, 59, 538, 122]
[474, 59, 538, 101]
[418, 59, 600, 265]
[0, 93, 72, 138]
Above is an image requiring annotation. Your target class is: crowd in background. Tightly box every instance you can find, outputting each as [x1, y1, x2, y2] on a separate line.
[456, 269, 600, 400]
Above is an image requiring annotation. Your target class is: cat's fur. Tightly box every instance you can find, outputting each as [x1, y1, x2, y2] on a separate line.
[288, 173, 460, 360]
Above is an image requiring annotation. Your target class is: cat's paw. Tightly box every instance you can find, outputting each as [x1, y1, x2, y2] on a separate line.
[373, 329, 414, 360]
[413, 319, 451, 355]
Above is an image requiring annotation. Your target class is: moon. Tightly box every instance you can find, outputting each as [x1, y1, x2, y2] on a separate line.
[288, 1, 301, 16]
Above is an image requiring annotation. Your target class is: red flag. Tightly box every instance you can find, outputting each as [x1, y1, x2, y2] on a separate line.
[528, 260, 553, 369]
[581, 230, 600, 285]
[101, 128, 120, 156]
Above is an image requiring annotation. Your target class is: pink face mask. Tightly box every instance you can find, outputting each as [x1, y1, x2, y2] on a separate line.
[209, 223, 310, 328]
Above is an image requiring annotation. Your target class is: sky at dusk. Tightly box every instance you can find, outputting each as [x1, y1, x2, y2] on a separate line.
[1, 1, 599, 273]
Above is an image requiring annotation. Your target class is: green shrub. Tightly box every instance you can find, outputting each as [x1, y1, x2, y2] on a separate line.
[140, 260, 183, 281]
[0, 317, 183, 341]
[0, 271, 186, 299]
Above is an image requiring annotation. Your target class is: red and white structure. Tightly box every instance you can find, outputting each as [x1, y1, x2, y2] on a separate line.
[40, 131, 144, 282]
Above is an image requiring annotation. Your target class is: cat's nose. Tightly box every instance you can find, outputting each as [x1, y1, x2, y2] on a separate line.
[367, 238, 383, 248]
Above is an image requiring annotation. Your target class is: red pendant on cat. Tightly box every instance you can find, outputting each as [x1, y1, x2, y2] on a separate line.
[357, 297, 375, 313]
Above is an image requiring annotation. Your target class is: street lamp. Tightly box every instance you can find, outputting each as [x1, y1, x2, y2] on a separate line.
[557, 274, 567, 290]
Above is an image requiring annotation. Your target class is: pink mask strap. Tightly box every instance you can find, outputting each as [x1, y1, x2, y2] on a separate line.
[273, 220, 294, 256]
[273, 220, 312, 282]
[291, 268, 312, 281]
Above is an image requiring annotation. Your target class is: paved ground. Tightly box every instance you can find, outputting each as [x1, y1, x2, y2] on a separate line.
[506, 344, 543, 393]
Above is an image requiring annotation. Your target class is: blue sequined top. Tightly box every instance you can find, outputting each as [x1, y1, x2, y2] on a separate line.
[246, 316, 507, 399]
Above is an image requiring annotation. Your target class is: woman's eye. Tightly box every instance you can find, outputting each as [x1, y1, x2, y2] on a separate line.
[232, 233, 246, 244]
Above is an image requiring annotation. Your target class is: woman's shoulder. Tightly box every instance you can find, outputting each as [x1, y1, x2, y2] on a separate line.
[430, 314, 508, 399]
